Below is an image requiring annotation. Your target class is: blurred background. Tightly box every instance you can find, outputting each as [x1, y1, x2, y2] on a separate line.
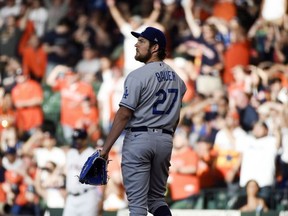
[0, 0, 288, 215]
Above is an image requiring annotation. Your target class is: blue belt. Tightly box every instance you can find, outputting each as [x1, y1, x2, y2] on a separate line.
[126, 126, 173, 135]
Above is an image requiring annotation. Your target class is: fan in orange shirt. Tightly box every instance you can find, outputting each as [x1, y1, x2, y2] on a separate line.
[212, 0, 237, 22]
[11, 69, 44, 136]
[3, 170, 40, 215]
[17, 2, 36, 57]
[22, 34, 47, 82]
[195, 138, 224, 189]
[46, 65, 98, 145]
[168, 129, 200, 209]
[222, 19, 250, 85]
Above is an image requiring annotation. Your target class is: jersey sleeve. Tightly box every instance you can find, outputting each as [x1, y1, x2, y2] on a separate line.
[119, 75, 141, 111]
[181, 80, 187, 97]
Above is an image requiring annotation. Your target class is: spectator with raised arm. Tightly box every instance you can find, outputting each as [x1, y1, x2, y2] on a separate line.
[21, 33, 47, 83]
[239, 121, 281, 206]
[105, 0, 163, 76]
[46, 64, 97, 144]
[0, 0, 20, 23]
[179, 0, 224, 96]
[44, 0, 70, 32]
[0, 15, 23, 58]
[41, 18, 75, 78]
[28, 0, 48, 38]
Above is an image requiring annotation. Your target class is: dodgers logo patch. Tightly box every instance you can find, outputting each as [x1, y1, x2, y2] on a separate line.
[123, 86, 129, 99]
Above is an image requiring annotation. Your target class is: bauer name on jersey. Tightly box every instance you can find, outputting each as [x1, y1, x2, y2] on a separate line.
[155, 71, 176, 82]
[119, 61, 186, 130]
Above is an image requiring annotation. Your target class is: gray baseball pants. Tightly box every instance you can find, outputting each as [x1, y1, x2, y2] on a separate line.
[121, 129, 173, 216]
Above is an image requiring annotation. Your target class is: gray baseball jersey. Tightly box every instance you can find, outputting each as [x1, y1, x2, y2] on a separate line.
[119, 61, 186, 131]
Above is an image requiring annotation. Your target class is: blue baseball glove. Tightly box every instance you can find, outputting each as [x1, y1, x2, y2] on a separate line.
[79, 150, 108, 185]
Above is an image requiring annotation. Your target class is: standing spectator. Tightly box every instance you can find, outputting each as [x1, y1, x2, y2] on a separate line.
[247, 17, 279, 64]
[97, 57, 125, 136]
[239, 121, 281, 205]
[42, 18, 74, 77]
[222, 19, 250, 85]
[260, 0, 287, 27]
[21, 33, 47, 82]
[256, 100, 288, 188]
[0, 0, 20, 22]
[88, 9, 114, 56]
[11, 68, 44, 137]
[72, 12, 97, 51]
[180, 0, 224, 96]
[46, 64, 97, 144]
[28, 0, 48, 38]
[17, 1, 36, 57]
[0, 15, 23, 58]
[213, 110, 246, 198]
[105, 0, 163, 76]
[75, 44, 101, 84]
[168, 129, 200, 209]
[232, 90, 259, 132]
[44, 0, 70, 32]
[62, 128, 102, 216]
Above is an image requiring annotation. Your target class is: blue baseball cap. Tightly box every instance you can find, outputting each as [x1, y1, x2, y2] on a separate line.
[5, 147, 17, 155]
[131, 27, 166, 49]
[72, 128, 88, 140]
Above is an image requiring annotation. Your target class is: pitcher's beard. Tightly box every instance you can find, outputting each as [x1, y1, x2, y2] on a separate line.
[135, 50, 152, 63]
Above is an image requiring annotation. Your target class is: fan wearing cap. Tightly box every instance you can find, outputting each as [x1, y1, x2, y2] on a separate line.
[71, 128, 88, 149]
[100, 26, 186, 216]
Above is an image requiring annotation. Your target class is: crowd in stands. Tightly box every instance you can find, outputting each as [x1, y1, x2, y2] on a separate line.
[0, 0, 288, 215]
